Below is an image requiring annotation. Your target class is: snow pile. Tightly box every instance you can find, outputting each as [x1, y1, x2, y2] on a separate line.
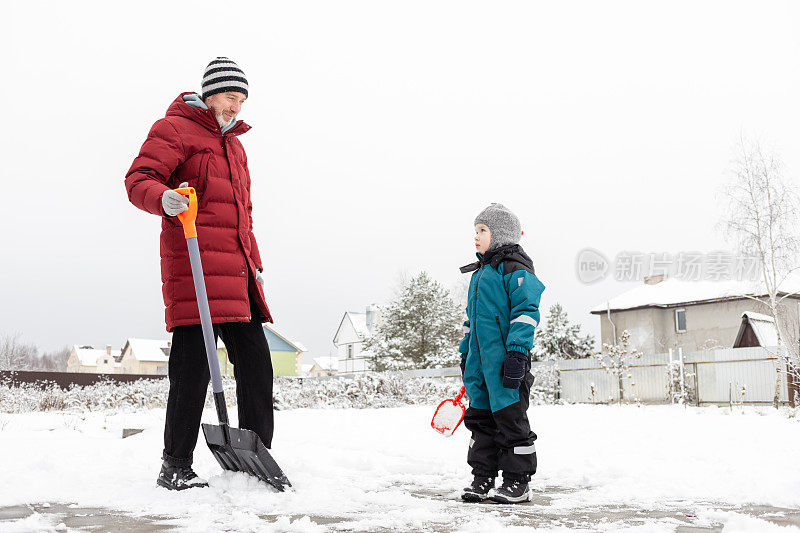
[431, 400, 465, 436]
[2, 404, 800, 531]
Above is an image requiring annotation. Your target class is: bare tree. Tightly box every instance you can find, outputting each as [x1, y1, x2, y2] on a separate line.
[30, 345, 71, 371]
[721, 134, 800, 405]
[47, 346, 71, 371]
[0, 333, 38, 371]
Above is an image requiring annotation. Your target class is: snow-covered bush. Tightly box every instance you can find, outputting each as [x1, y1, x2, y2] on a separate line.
[596, 330, 642, 403]
[666, 358, 696, 405]
[529, 361, 563, 405]
[0, 370, 565, 413]
[0, 374, 467, 413]
[273, 374, 461, 410]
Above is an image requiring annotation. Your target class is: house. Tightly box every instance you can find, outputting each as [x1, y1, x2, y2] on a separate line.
[333, 305, 380, 373]
[591, 275, 800, 354]
[217, 323, 306, 377]
[118, 338, 170, 375]
[733, 312, 779, 348]
[66, 345, 121, 373]
[308, 357, 338, 377]
[216, 337, 235, 377]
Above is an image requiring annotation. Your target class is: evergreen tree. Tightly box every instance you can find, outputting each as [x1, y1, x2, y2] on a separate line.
[532, 303, 595, 361]
[365, 272, 463, 371]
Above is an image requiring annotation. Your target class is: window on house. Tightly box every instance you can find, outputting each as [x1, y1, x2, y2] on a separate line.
[103, 359, 108, 364]
[347, 344, 353, 358]
[675, 308, 687, 333]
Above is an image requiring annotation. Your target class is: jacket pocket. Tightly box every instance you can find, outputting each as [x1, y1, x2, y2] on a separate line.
[197, 150, 212, 205]
[495, 316, 508, 354]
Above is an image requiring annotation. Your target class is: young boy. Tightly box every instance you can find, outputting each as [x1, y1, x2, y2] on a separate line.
[458, 203, 545, 504]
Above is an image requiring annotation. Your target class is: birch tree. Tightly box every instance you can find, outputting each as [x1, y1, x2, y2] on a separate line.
[721, 135, 800, 405]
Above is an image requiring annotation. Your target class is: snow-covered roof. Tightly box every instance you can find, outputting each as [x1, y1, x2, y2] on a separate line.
[737, 312, 779, 347]
[124, 338, 170, 362]
[741, 311, 774, 323]
[333, 308, 380, 345]
[217, 324, 307, 353]
[72, 346, 121, 367]
[347, 312, 371, 339]
[590, 278, 800, 314]
[312, 357, 338, 371]
[300, 363, 313, 375]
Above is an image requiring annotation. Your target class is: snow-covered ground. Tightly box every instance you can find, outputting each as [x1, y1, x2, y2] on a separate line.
[1, 404, 800, 532]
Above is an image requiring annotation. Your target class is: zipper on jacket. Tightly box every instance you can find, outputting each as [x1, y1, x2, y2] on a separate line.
[495, 316, 508, 355]
[472, 261, 485, 364]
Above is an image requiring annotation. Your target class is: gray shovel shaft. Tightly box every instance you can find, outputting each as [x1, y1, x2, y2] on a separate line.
[186, 236, 224, 394]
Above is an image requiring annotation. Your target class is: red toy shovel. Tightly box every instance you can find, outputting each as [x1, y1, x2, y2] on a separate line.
[431, 386, 466, 437]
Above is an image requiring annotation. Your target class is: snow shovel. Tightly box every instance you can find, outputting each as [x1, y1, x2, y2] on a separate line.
[175, 186, 291, 492]
[431, 385, 466, 437]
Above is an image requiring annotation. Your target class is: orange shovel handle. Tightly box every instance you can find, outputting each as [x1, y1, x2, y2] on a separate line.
[174, 187, 198, 239]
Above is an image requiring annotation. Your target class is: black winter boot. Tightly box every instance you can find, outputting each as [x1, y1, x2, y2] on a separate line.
[489, 476, 532, 503]
[156, 461, 209, 491]
[461, 476, 495, 502]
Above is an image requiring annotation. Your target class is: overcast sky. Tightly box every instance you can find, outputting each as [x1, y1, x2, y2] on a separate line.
[3, 1, 800, 364]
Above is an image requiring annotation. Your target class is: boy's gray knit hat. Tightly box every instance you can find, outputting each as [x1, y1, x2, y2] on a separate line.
[474, 203, 521, 251]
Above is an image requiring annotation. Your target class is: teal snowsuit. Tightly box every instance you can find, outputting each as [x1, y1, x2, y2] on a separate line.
[459, 245, 545, 412]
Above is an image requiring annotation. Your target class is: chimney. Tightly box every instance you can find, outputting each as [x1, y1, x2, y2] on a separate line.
[366, 304, 377, 334]
[106, 345, 112, 355]
[644, 274, 666, 285]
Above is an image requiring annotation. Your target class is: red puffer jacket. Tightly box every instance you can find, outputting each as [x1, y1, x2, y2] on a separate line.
[125, 92, 272, 331]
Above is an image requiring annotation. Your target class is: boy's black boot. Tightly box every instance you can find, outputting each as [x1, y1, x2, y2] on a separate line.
[461, 476, 495, 502]
[156, 460, 209, 490]
[489, 475, 532, 504]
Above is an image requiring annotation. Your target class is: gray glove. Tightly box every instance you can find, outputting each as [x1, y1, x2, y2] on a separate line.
[162, 182, 189, 216]
[256, 270, 265, 290]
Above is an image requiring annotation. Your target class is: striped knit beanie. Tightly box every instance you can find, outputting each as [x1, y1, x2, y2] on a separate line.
[201, 57, 248, 100]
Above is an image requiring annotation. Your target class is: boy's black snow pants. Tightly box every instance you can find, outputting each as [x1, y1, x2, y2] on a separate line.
[162, 299, 274, 468]
[464, 370, 537, 482]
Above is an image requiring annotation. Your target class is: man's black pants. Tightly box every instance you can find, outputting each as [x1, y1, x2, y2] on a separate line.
[464, 371, 537, 482]
[162, 304, 274, 468]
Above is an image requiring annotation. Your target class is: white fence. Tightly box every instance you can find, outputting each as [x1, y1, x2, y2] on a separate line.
[552, 346, 793, 405]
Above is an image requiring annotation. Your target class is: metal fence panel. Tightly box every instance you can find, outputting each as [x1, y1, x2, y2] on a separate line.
[559, 368, 617, 403]
[696, 359, 786, 404]
[622, 365, 671, 403]
[557, 347, 790, 405]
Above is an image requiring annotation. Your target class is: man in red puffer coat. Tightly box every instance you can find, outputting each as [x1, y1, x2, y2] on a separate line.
[125, 57, 275, 491]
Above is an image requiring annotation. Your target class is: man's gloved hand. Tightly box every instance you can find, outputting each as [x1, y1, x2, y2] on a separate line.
[256, 270, 265, 291]
[460, 357, 466, 376]
[162, 182, 190, 216]
[500, 351, 529, 389]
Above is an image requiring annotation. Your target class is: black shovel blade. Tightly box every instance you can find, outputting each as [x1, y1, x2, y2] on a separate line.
[202, 423, 291, 492]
